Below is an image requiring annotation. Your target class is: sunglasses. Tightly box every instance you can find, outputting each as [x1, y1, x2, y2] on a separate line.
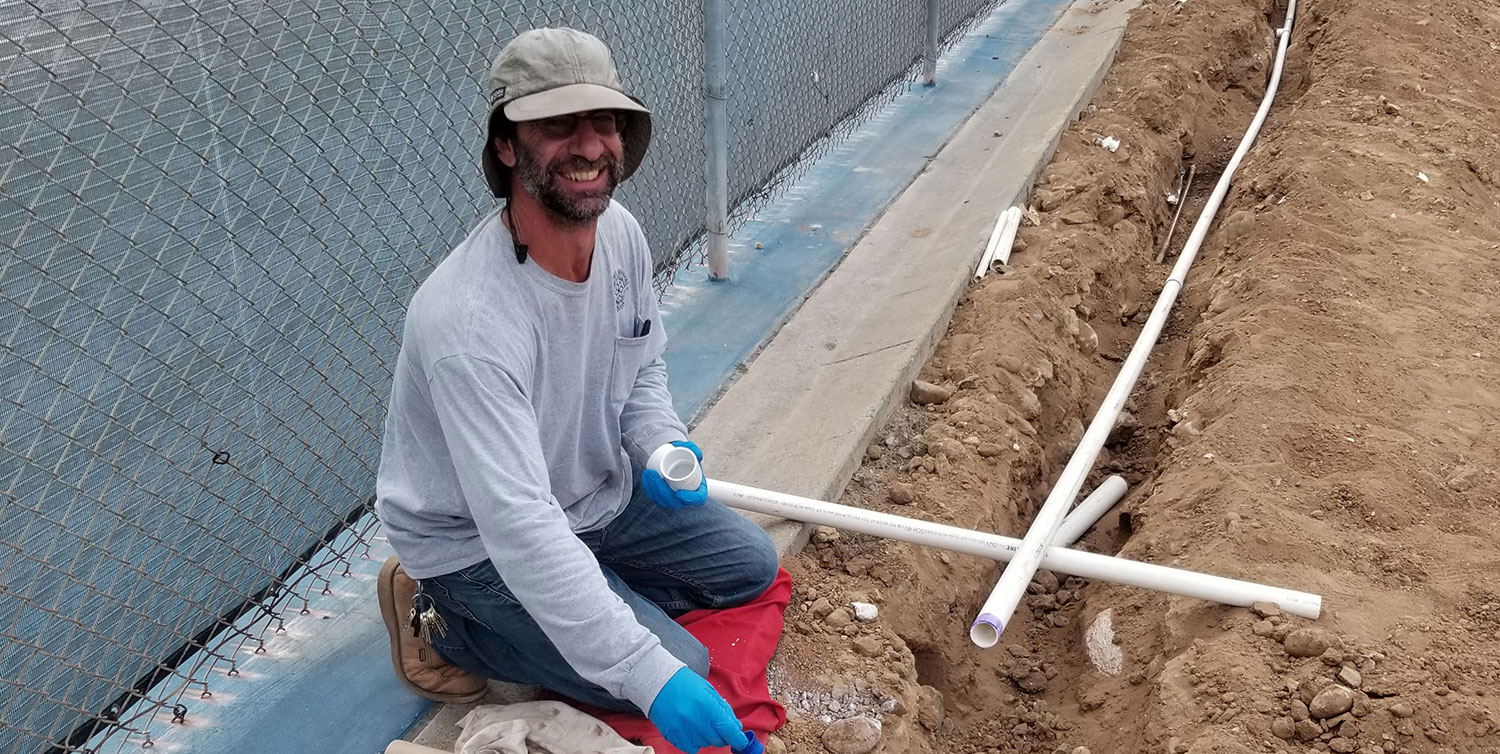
[531, 111, 627, 139]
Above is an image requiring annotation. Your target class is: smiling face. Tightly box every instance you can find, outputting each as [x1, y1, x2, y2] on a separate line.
[497, 110, 626, 225]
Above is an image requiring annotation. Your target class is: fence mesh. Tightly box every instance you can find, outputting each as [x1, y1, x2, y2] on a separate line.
[1, 1, 1006, 751]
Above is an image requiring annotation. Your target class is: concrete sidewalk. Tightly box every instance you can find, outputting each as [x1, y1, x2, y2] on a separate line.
[696, 0, 1138, 553]
[402, 0, 1139, 748]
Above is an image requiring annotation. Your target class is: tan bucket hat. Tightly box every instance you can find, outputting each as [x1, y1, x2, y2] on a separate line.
[481, 28, 652, 198]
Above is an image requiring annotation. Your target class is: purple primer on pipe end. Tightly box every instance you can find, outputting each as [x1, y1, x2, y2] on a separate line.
[971, 614, 1005, 645]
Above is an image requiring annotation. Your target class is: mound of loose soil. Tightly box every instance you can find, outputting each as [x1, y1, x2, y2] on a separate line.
[767, 0, 1500, 752]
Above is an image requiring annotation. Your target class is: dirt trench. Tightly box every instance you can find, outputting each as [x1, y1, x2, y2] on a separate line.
[767, 0, 1500, 753]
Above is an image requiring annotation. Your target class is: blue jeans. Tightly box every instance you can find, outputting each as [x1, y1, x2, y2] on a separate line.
[417, 475, 778, 713]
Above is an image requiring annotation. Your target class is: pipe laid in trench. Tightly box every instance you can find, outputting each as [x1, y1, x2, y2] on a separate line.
[970, 0, 1302, 648]
[709, 479, 1322, 620]
[1055, 475, 1128, 547]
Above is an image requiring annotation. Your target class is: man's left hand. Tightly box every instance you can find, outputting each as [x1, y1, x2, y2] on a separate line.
[641, 440, 708, 508]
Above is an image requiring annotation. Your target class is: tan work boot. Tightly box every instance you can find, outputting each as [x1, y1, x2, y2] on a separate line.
[377, 555, 487, 703]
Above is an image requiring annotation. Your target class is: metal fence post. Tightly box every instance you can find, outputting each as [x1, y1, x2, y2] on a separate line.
[704, 0, 730, 280]
[923, 0, 940, 86]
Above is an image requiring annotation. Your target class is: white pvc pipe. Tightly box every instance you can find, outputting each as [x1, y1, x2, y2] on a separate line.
[974, 206, 1020, 281]
[1055, 475, 1128, 546]
[970, 0, 1300, 648]
[993, 204, 1023, 268]
[709, 479, 1321, 619]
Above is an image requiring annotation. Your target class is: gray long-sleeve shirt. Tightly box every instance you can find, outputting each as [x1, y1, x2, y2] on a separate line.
[374, 201, 689, 712]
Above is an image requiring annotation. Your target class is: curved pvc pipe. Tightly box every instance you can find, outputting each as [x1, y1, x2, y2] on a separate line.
[1055, 475, 1128, 546]
[970, 0, 1301, 647]
[709, 479, 1321, 624]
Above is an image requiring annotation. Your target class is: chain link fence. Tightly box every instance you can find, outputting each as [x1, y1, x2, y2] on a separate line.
[1, 1, 1007, 751]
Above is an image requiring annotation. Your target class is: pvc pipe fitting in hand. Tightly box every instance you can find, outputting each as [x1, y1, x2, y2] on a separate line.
[648, 444, 703, 492]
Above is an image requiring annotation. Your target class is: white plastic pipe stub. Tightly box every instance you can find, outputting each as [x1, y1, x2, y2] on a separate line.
[970, 614, 1003, 648]
[648, 444, 703, 491]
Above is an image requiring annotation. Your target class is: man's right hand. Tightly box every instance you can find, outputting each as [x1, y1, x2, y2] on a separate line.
[648, 667, 746, 753]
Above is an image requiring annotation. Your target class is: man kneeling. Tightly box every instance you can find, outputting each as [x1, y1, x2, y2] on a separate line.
[374, 27, 777, 754]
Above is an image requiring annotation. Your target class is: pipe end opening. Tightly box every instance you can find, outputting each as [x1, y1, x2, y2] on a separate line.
[969, 615, 1003, 648]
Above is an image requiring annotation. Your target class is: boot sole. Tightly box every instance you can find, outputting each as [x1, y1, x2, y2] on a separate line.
[377, 556, 487, 705]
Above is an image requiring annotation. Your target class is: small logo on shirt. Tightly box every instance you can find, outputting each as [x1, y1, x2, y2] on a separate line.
[613, 270, 629, 311]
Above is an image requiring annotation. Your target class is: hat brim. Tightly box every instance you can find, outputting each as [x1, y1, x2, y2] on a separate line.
[503, 83, 650, 122]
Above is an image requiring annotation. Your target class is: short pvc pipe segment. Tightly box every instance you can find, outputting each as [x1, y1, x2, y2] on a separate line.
[974, 206, 1020, 281]
[969, 0, 1302, 647]
[708, 479, 1322, 639]
[1054, 475, 1128, 547]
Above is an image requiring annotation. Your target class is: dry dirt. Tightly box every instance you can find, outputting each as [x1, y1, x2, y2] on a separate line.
[764, 0, 1500, 753]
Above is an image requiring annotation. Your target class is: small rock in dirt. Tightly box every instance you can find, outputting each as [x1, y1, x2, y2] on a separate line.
[821, 716, 882, 754]
[1294, 719, 1322, 741]
[1251, 601, 1282, 618]
[1016, 387, 1042, 420]
[1445, 466, 1478, 492]
[1016, 671, 1050, 694]
[1099, 204, 1126, 227]
[888, 482, 916, 505]
[1284, 627, 1342, 658]
[852, 636, 884, 657]
[1220, 209, 1255, 243]
[1320, 646, 1345, 666]
[1291, 700, 1310, 721]
[865, 444, 884, 460]
[1329, 737, 1357, 753]
[1084, 610, 1123, 676]
[1030, 570, 1061, 594]
[812, 526, 840, 544]
[1072, 748, 1091, 754]
[1271, 716, 1296, 739]
[1076, 322, 1099, 354]
[810, 597, 835, 618]
[1107, 411, 1139, 445]
[1389, 701, 1414, 718]
[1252, 620, 1276, 637]
[1059, 207, 1095, 225]
[1310, 686, 1355, 719]
[910, 380, 952, 406]
[825, 608, 853, 627]
[1337, 666, 1362, 688]
[1350, 691, 1371, 717]
[1049, 613, 1070, 628]
[977, 443, 1005, 458]
[931, 438, 966, 459]
[917, 685, 944, 731]
[851, 602, 878, 622]
[765, 734, 786, 754]
[1172, 419, 1201, 438]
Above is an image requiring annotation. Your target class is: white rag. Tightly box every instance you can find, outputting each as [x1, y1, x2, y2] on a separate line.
[454, 701, 651, 754]
[384, 702, 651, 754]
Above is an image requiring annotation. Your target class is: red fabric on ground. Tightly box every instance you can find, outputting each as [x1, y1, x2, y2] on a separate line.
[583, 568, 791, 754]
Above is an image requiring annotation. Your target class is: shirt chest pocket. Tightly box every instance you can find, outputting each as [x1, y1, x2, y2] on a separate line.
[609, 333, 651, 405]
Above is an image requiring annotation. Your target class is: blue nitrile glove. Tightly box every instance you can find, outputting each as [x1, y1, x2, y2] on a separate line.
[648, 667, 746, 754]
[641, 440, 709, 508]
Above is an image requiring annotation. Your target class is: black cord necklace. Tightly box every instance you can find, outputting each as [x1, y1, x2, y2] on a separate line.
[503, 203, 529, 264]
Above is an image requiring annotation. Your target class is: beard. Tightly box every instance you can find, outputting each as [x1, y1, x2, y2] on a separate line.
[512, 139, 621, 225]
